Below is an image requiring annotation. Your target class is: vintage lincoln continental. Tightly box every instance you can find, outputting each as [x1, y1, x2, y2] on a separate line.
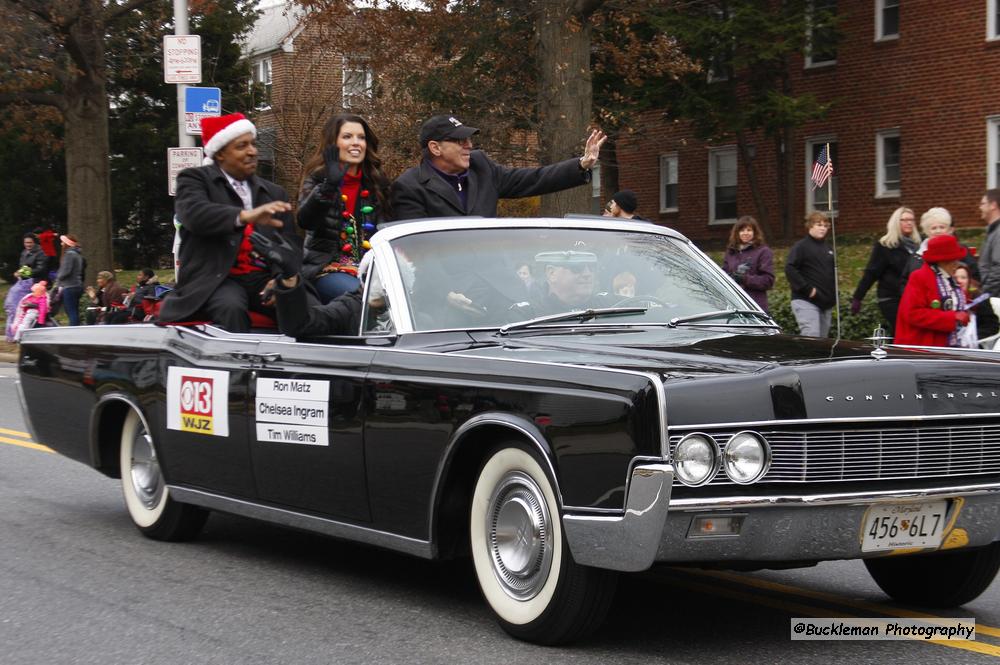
[17, 218, 1000, 644]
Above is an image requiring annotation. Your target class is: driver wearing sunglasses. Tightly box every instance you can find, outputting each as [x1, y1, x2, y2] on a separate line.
[535, 249, 613, 313]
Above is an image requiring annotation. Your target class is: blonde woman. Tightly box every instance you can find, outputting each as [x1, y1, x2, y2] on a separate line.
[850, 207, 921, 335]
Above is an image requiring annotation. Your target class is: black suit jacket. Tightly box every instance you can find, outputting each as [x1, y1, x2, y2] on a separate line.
[159, 163, 296, 323]
[389, 151, 591, 221]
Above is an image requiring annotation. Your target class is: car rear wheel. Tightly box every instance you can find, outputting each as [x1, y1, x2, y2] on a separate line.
[864, 542, 1000, 607]
[469, 444, 617, 645]
[119, 408, 208, 541]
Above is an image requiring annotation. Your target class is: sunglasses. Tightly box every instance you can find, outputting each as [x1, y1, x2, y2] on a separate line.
[558, 263, 595, 274]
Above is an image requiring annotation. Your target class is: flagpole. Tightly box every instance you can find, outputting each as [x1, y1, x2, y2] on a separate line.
[826, 142, 841, 341]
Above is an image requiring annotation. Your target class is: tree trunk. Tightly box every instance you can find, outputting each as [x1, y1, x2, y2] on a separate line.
[535, 0, 595, 217]
[64, 1, 114, 273]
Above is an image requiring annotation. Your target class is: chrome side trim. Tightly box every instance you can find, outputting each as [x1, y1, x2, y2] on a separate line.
[668, 411, 1000, 429]
[169, 486, 434, 558]
[563, 463, 674, 572]
[669, 481, 1000, 510]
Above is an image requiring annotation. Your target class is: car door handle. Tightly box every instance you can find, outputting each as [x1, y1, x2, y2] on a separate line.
[228, 352, 282, 367]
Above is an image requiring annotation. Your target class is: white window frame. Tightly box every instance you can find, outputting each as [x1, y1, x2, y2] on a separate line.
[659, 153, 678, 213]
[875, 0, 899, 41]
[876, 129, 901, 198]
[805, 136, 839, 217]
[709, 146, 738, 225]
[250, 57, 273, 110]
[990, 0, 1000, 41]
[805, 0, 838, 68]
[988, 116, 1000, 188]
[342, 57, 373, 109]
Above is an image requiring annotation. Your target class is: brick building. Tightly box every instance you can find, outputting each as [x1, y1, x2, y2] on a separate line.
[616, 1, 1000, 246]
[243, 1, 374, 193]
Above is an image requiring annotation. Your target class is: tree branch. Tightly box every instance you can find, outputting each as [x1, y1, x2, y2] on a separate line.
[4, 0, 59, 27]
[0, 90, 67, 112]
[104, 0, 159, 24]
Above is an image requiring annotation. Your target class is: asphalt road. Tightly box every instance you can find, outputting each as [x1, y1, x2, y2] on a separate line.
[2, 362, 999, 664]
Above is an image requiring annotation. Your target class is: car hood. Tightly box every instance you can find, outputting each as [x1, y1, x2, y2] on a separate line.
[459, 328, 1000, 424]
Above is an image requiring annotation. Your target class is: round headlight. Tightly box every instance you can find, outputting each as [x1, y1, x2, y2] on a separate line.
[723, 431, 770, 484]
[674, 434, 720, 486]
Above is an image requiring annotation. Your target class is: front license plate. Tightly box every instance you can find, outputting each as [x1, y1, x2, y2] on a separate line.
[860, 500, 948, 552]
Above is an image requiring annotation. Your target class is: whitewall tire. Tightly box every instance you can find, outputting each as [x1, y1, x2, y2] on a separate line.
[470, 444, 617, 644]
[119, 408, 207, 541]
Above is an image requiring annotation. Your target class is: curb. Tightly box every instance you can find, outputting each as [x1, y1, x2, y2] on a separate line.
[0, 352, 18, 363]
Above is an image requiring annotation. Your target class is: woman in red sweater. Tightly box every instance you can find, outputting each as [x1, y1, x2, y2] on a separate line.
[895, 234, 972, 347]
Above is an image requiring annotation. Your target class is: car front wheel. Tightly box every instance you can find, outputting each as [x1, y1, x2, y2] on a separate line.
[469, 444, 617, 645]
[119, 408, 208, 541]
[864, 542, 1000, 607]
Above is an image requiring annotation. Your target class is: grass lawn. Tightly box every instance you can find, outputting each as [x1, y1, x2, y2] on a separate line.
[0, 229, 989, 349]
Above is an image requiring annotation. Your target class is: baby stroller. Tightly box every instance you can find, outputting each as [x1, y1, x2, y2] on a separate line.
[8, 281, 57, 342]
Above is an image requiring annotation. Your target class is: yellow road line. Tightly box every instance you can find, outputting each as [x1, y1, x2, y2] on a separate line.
[662, 573, 1000, 658]
[0, 435, 52, 453]
[0, 427, 30, 438]
[690, 569, 1000, 639]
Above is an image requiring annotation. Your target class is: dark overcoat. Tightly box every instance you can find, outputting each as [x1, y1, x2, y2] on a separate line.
[389, 151, 590, 221]
[159, 163, 296, 323]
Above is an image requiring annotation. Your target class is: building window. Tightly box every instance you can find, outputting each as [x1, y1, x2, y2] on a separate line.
[875, 0, 899, 40]
[876, 130, 901, 198]
[709, 147, 737, 224]
[806, 139, 838, 215]
[990, 0, 1000, 40]
[342, 58, 373, 109]
[256, 126, 277, 181]
[250, 57, 272, 108]
[989, 117, 1000, 188]
[660, 153, 678, 213]
[806, 0, 838, 67]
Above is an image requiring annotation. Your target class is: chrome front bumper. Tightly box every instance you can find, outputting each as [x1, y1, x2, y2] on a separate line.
[562, 464, 1000, 572]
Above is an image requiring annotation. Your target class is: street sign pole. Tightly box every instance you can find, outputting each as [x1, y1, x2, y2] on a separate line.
[173, 0, 194, 148]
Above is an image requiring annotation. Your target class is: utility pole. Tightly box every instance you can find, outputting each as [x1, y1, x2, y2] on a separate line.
[174, 0, 194, 148]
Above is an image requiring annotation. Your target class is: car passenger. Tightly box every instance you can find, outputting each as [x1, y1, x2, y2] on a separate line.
[533, 250, 613, 314]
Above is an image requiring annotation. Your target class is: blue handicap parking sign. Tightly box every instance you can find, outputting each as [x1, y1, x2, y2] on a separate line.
[185, 87, 221, 114]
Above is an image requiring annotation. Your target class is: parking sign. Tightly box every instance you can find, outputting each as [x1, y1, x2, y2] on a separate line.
[168, 147, 204, 196]
[184, 87, 222, 135]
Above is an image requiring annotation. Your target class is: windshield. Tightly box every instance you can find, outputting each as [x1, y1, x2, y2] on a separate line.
[390, 227, 760, 332]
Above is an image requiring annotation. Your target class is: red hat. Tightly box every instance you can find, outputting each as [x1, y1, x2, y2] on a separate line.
[922, 234, 966, 263]
[201, 113, 256, 164]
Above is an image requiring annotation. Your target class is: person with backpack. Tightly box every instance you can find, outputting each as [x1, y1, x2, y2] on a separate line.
[54, 234, 85, 326]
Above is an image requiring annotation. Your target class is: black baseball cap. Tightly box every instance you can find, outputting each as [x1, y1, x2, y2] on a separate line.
[420, 115, 480, 146]
[611, 190, 638, 214]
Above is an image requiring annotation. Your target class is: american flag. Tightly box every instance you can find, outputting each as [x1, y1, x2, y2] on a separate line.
[811, 145, 834, 191]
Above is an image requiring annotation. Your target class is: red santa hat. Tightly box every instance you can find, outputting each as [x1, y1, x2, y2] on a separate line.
[201, 113, 256, 165]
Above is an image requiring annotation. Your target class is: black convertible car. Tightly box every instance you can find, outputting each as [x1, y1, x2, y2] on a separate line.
[17, 218, 1000, 644]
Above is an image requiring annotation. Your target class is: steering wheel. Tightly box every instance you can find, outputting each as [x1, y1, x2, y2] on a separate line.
[613, 295, 670, 308]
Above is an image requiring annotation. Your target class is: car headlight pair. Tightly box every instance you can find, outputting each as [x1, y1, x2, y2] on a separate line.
[674, 431, 770, 486]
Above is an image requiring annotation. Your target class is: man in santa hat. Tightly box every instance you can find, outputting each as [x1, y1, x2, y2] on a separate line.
[159, 112, 300, 332]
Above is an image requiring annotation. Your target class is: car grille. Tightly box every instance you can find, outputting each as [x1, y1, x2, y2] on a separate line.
[668, 422, 1000, 486]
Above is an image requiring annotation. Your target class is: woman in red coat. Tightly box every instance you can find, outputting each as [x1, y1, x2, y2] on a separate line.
[895, 234, 972, 347]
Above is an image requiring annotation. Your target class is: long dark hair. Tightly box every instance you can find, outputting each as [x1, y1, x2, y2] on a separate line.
[301, 113, 392, 219]
[726, 216, 765, 251]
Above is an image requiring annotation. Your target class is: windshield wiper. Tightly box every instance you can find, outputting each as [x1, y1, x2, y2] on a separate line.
[668, 309, 778, 328]
[498, 307, 648, 335]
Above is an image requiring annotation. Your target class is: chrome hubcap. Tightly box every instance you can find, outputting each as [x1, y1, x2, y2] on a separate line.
[129, 426, 163, 510]
[486, 471, 552, 600]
